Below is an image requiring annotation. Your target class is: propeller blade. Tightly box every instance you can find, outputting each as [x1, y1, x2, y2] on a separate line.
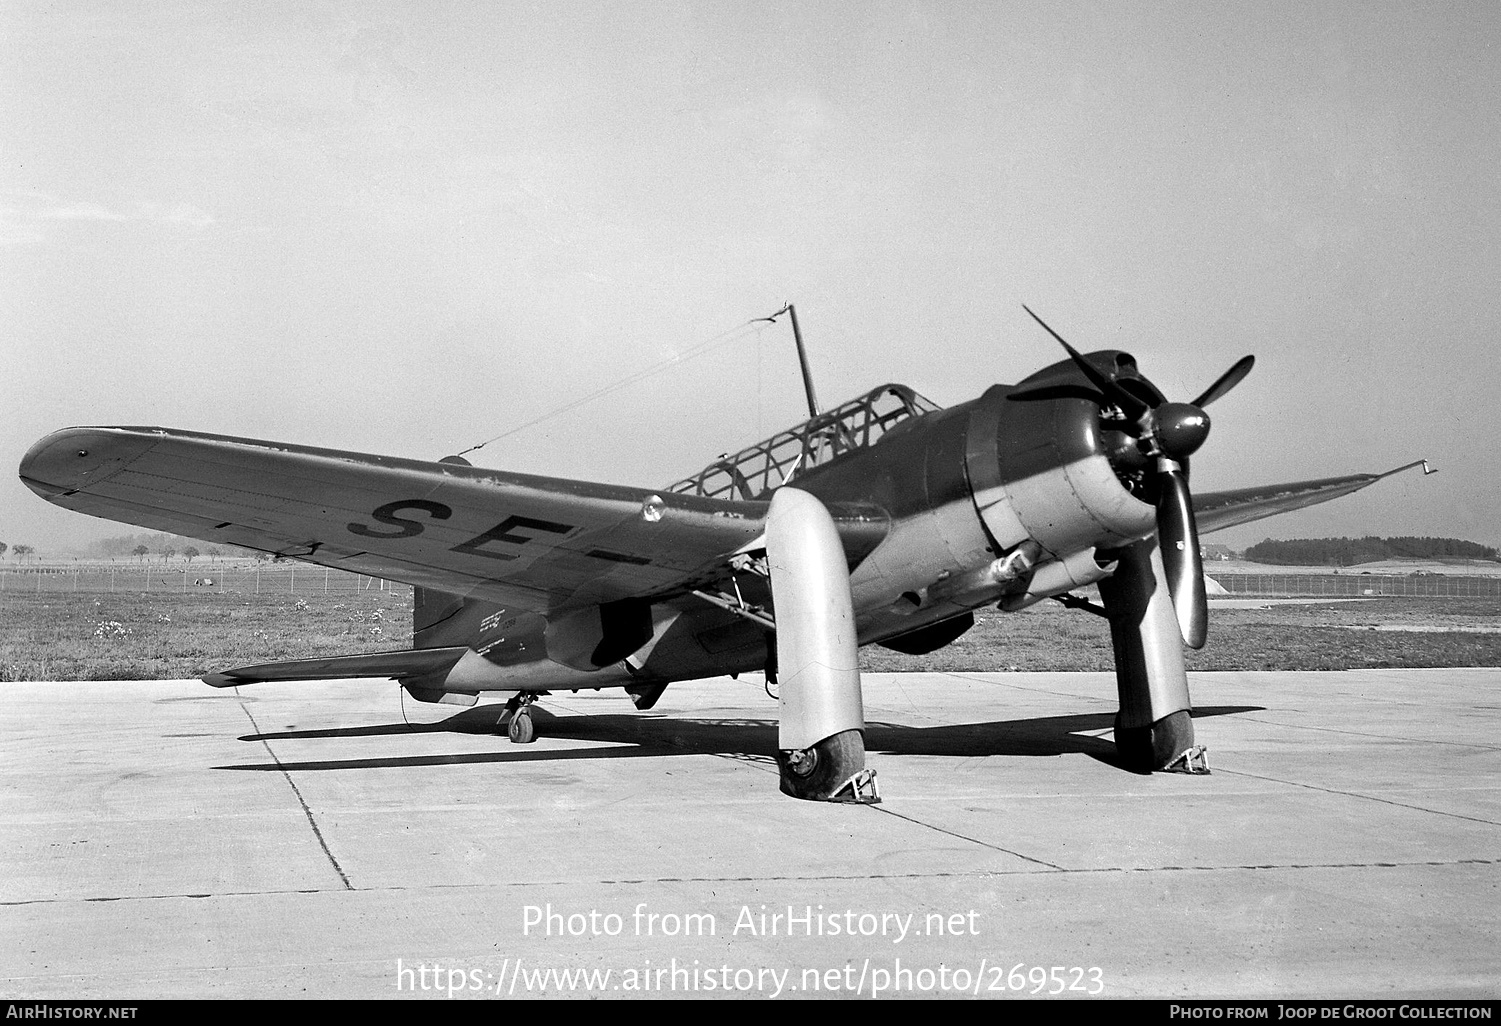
[1022, 306, 1152, 421]
[1155, 465, 1208, 649]
[1190, 354, 1255, 409]
[1007, 384, 1109, 404]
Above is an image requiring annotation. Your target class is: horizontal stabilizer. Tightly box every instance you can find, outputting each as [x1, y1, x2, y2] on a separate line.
[203, 646, 469, 688]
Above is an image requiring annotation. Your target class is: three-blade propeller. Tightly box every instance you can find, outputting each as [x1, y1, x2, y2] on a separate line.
[1011, 306, 1254, 649]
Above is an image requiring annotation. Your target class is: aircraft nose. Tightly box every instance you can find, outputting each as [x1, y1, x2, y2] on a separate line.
[19, 428, 157, 498]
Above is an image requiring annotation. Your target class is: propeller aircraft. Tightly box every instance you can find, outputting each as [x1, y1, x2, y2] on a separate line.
[19, 307, 1429, 802]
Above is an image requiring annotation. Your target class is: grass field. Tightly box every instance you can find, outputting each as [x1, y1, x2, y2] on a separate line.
[863, 596, 1501, 673]
[2, 586, 1499, 681]
[0, 588, 414, 681]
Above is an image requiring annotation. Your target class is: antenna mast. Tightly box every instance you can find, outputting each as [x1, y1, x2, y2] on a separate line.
[761, 303, 821, 418]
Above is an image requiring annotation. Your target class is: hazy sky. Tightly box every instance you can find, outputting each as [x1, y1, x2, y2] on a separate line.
[4, 2, 1497, 553]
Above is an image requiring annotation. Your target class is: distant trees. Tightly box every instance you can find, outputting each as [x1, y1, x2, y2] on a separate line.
[45, 531, 259, 562]
[183, 546, 200, 562]
[1245, 536, 1499, 566]
[87, 532, 235, 560]
[0, 542, 7, 560]
[13, 544, 34, 562]
[89, 533, 171, 559]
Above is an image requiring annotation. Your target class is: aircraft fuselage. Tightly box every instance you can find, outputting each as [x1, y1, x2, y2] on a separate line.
[436, 352, 1163, 694]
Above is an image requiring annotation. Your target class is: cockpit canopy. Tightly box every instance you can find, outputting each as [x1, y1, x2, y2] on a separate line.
[665, 383, 941, 500]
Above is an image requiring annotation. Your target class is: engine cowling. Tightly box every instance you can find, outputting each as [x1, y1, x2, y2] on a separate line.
[965, 357, 1160, 567]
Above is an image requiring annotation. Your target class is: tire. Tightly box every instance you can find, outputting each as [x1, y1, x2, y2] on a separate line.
[776, 729, 866, 800]
[508, 712, 536, 745]
[1114, 709, 1194, 771]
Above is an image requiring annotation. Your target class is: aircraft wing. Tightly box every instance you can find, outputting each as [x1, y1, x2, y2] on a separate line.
[20, 426, 889, 612]
[1193, 461, 1431, 536]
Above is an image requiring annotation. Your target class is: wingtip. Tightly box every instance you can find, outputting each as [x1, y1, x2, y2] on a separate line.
[19, 427, 160, 500]
[1378, 459, 1437, 480]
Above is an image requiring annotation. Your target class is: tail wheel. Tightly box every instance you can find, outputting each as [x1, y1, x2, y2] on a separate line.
[1114, 709, 1194, 771]
[776, 729, 866, 800]
[507, 711, 536, 744]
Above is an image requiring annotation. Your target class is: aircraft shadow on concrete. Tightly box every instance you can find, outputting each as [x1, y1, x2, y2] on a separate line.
[219, 704, 1263, 775]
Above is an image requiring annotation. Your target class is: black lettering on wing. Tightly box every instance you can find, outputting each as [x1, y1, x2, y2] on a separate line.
[348, 500, 454, 539]
[452, 515, 573, 561]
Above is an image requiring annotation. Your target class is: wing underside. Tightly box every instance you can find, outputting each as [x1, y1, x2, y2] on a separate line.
[202, 646, 469, 687]
[1193, 461, 1431, 536]
[22, 426, 1423, 621]
[21, 426, 788, 613]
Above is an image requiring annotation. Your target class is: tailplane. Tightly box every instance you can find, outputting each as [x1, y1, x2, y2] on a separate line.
[200, 584, 482, 705]
[202, 646, 467, 688]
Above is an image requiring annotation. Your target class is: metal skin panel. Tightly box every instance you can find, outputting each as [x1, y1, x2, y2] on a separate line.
[796, 399, 1008, 645]
[846, 514, 982, 637]
[1097, 539, 1192, 730]
[1193, 472, 1408, 536]
[414, 592, 501, 649]
[817, 377, 1153, 649]
[420, 599, 767, 695]
[765, 488, 864, 752]
[634, 605, 768, 682]
[441, 645, 638, 692]
[628, 604, 729, 675]
[970, 390, 1156, 562]
[543, 600, 653, 670]
[788, 402, 975, 520]
[962, 386, 1032, 554]
[922, 404, 997, 571]
[999, 548, 1117, 612]
[403, 687, 480, 707]
[426, 602, 641, 692]
[20, 426, 771, 614]
[202, 646, 469, 688]
[543, 606, 615, 671]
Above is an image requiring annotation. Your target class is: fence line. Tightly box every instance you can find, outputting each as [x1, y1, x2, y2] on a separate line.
[0, 565, 412, 598]
[1209, 573, 1501, 599]
[3, 565, 1497, 600]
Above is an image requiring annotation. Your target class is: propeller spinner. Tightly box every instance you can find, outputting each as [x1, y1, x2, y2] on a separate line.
[1011, 306, 1253, 649]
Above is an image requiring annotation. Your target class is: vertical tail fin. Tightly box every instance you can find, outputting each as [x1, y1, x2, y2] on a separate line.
[414, 586, 469, 648]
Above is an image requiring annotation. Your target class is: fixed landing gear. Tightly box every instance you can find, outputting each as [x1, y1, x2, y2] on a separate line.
[1100, 539, 1209, 776]
[1113, 710, 1208, 774]
[776, 729, 880, 803]
[502, 694, 538, 744]
[508, 710, 535, 744]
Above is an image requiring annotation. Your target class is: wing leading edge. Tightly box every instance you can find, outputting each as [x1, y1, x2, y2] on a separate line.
[20, 426, 825, 614]
[202, 646, 468, 688]
[1193, 460, 1434, 536]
